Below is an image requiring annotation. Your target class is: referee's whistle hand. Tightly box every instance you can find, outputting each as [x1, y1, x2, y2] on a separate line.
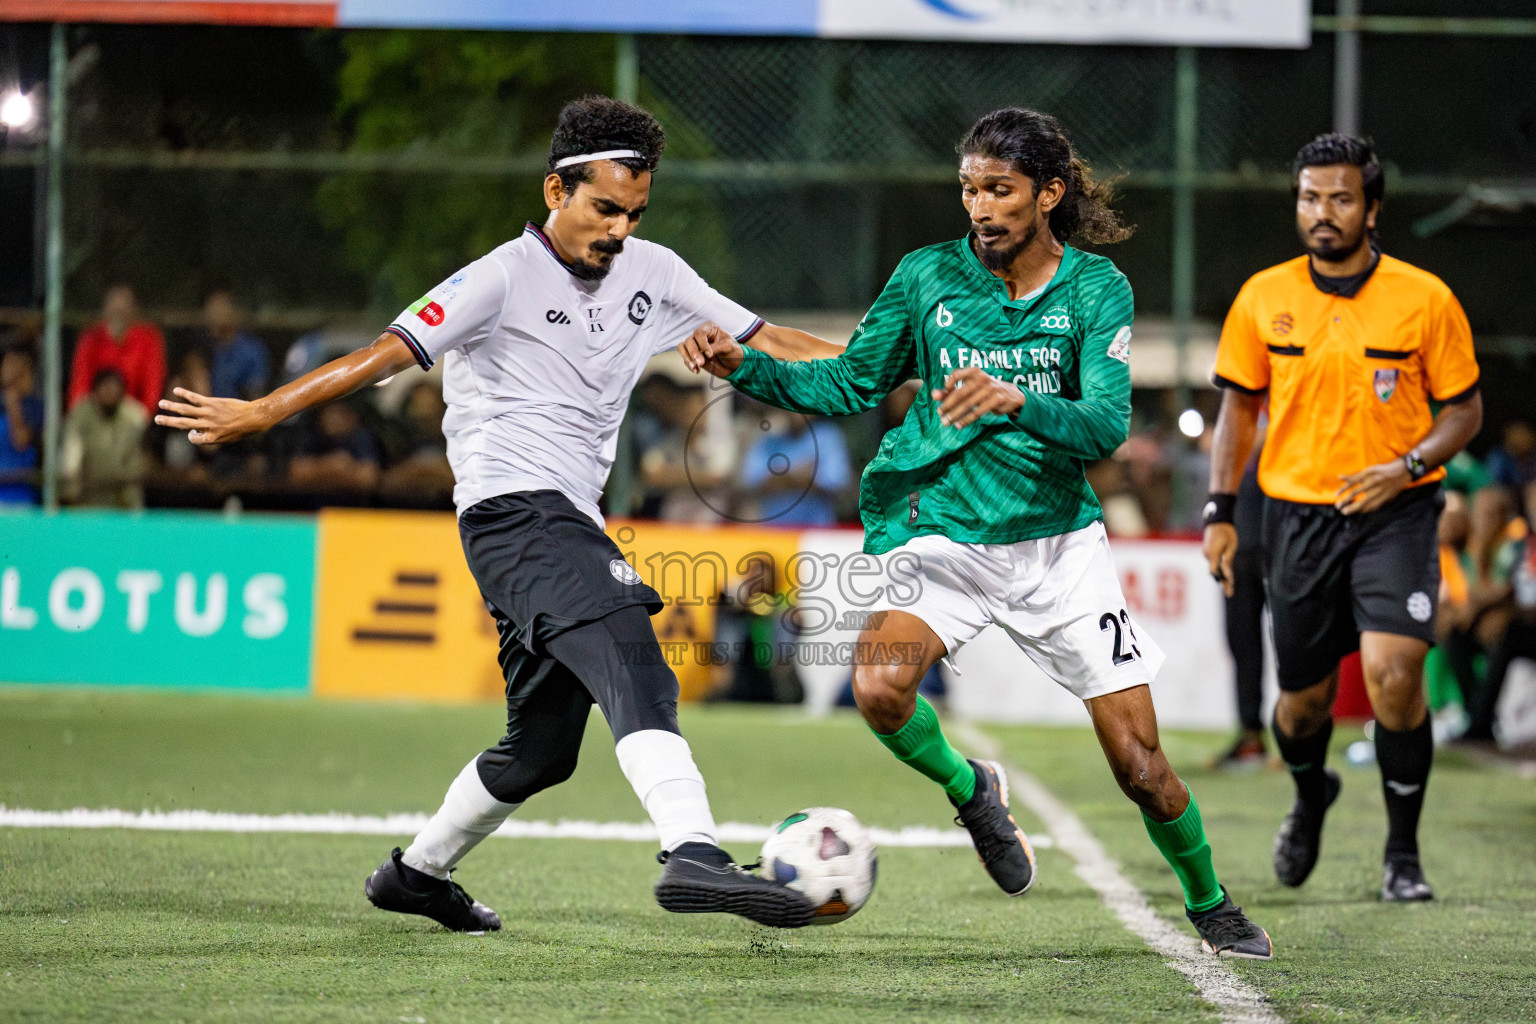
[1335, 459, 1411, 515]
[1202, 524, 1238, 598]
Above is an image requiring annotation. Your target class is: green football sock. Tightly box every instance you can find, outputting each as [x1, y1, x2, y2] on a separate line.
[1142, 790, 1224, 913]
[871, 696, 976, 804]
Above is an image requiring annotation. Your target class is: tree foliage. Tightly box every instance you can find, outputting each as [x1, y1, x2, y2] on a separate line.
[317, 31, 735, 312]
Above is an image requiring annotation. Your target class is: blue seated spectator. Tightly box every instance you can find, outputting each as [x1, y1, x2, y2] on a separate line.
[1486, 420, 1536, 492]
[201, 290, 270, 400]
[739, 408, 850, 528]
[0, 342, 43, 506]
[288, 399, 382, 492]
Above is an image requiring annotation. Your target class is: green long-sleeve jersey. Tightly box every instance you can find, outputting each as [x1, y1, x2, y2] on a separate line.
[728, 237, 1135, 554]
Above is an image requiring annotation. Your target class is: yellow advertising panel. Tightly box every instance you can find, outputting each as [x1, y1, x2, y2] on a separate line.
[609, 519, 805, 701]
[313, 509, 503, 703]
[312, 510, 808, 704]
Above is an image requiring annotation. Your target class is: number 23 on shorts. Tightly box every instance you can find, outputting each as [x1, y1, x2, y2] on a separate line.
[1100, 609, 1141, 666]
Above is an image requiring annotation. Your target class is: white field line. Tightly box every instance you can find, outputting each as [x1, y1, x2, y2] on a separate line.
[0, 805, 1051, 850]
[954, 723, 1282, 1024]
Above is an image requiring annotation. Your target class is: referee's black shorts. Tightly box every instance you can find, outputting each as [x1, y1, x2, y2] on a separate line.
[1263, 483, 1443, 691]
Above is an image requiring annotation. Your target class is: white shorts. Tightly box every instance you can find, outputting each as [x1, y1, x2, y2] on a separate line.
[869, 522, 1164, 702]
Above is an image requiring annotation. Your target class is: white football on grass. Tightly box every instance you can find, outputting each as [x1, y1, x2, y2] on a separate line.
[759, 807, 877, 925]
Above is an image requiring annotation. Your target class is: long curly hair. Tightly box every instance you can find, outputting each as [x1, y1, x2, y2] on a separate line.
[959, 107, 1132, 246]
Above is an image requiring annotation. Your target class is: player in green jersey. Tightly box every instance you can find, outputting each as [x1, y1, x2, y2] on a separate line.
[683, 108, 1272, 959]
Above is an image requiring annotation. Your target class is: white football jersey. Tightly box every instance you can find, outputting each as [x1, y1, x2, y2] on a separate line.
[386, 222, 762, 522]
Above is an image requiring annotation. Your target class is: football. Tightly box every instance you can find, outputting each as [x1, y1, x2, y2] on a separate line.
[759, 807, 877, 925]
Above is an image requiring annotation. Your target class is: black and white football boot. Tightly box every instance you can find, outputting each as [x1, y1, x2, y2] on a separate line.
[1187, 887, 1274, 960]
[654, 841, 816, 928]
[1381, 856, 1435, 902]
[952, 759, 1037, 897]
[1273, 768, 1342, 888]
[364, 847, 502, 934]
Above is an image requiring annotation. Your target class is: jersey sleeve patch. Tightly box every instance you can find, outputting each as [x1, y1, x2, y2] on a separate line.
[386, 257, 505, 367]
[1106, 325, 1131, 364]
[408, 295, 446, 328]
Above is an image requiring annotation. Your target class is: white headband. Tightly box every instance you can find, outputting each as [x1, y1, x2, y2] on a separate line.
[552, 149, 644, 170]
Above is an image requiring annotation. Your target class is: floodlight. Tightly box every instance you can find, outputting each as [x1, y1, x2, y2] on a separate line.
[0, 91, 35, 129]
[1178, 408, 1205, 438]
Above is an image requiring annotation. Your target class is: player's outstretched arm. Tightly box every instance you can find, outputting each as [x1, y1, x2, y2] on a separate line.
[677, 323, 842, 373]
[746, 324, 845, 362]
[154, 332, 419, 446]
[679, 318, 911, 418]
[680, 272, 920, 420]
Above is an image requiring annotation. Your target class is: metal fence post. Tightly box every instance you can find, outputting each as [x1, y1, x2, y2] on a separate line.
[607, 31, 640, 516]
[615, 34, 638, 104]
[1171, 47, 1198, 407]
[41, 22, 66, 512]
[1334, 0, 1362, 135]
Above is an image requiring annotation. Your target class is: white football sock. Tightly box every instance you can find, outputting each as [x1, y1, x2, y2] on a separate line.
[402, 758, 521, 880]
[614, 729, 717, 852]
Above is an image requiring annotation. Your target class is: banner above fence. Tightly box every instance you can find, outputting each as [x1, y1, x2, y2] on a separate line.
[818, 0, 1310, 47]
[0, 0, 1311, 48]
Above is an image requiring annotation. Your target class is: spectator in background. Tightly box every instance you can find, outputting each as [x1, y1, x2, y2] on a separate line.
[738, 408, 850, 528]
[151, 349, 216, 484]
[67, 284, 165, 413]
[637, 379, 736, 523]
[1173, 421, 1215, 534]
[1085, 458, 1149, 538]
[380, 381, 456, 504]
[200, 290, 269, 400]
[288, 399, 382, 492]
[0, 341, 44, 506]
[60, 368, 146, 508]
[1464, 480, 1536, 743]
[1115, 425, 1173, 533]
[1210, 436, 1269, 769]
[629, 374, 679, 461]
[1486, 420, 1536, 494]
[1428, 490, 1481, 733]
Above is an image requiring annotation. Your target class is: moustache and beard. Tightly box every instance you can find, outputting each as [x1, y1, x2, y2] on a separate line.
[972, 200, 1042, 271]
[569, 235, 626, 282]
[1300, 217, 1368, 263]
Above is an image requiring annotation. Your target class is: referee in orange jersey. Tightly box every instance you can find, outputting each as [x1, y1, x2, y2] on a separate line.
[1204, 134, 1482, 902]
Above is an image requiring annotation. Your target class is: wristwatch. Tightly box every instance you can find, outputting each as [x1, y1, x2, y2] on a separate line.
[1403, 450, 1429, 481]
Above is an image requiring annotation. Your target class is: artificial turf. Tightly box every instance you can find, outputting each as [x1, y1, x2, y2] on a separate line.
[1, 689, 1533, 1023]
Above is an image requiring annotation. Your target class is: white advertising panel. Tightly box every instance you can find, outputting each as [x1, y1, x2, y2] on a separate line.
[820, 0, 1310, 48]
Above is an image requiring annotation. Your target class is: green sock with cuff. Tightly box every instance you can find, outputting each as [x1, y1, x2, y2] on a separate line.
[1142, 790, 1225, 913]
[871, 695, 976, 805]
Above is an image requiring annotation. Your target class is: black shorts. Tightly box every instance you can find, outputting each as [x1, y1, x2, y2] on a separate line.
[459, 490, 661, 656]
[1263, 484, 1442, 691]
[459, 491, 676, 803]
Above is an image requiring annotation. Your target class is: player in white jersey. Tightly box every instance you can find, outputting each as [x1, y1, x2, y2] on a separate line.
[155, 97, 840, 932]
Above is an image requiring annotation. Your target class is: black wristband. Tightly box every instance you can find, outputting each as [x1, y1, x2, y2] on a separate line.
[1203, 493, 1238, 526]
[1404, 450, 1429, 481]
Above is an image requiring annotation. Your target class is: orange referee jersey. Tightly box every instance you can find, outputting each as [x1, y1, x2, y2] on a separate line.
[1214, 253, 1480, 505]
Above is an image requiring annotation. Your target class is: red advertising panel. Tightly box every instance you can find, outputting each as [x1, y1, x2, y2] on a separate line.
[0, 1, 335, 25]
